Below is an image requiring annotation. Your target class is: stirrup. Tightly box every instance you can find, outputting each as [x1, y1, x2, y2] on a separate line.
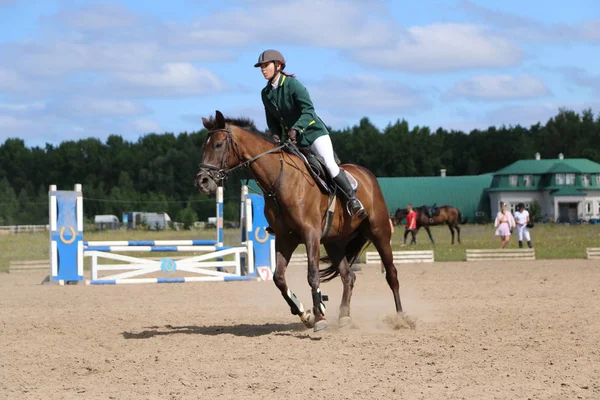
[346, 199, 367, 219]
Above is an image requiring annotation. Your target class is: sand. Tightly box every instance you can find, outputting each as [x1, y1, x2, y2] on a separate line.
[1, 259, 599, 399]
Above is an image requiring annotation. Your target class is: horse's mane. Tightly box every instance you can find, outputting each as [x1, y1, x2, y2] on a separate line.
[204, 116, 277, 144]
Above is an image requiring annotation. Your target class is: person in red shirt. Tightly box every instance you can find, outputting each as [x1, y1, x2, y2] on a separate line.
[402, 204, 418, 246]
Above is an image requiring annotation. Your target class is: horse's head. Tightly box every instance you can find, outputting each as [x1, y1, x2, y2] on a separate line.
[195, 110, 241, 194]
[393, 208, 407, 225]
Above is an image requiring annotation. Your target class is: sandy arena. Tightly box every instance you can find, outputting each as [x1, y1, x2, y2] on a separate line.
[1, 259, 599, 399]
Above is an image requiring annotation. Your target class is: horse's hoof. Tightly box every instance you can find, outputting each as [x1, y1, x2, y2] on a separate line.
[314, 319, 328, 332]
[300, 310, 315, 329]
[338, 316, 352, 328]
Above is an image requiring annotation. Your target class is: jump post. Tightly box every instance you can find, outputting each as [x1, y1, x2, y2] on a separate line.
[48, 184, 275, 285]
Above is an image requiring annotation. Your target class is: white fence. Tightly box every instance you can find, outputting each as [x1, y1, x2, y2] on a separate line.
[365, 251, 434, 264]
[586, 248, 600, 259]
[0, 225, 49, 234]
[466, 248, 536, 262]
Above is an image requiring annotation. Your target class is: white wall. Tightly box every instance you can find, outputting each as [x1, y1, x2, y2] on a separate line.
[491, 191, 544, 216]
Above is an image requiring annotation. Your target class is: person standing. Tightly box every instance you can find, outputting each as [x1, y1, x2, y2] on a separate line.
[494, 202, 516, 249]
[513, 202, 533, 248]
[402, 204, 417, 247]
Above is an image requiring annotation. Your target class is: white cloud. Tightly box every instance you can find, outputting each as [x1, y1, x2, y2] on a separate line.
[128, 118, 162, 134]
[112, 63, 227, 97]
[440, 100, 600, 134]
[446, 74, 551, 101]
[557, 67, 600, 95]
[0, 115, 35, 131]
[580, 19, 600, 41]
[175, 0, 398, 50]
[45, 4, 137, 31]
[0, 101, 45, 113]
[49, 98, 148, 117]
[311, 75, 429, 114]
[351, 23, 522, 72]
[0, 67, 31, 92]
[484, 104, 568, 127]
[459, 0, 600, 43]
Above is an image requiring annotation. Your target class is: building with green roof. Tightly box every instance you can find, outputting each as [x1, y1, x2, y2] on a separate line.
[488, 153, 600, 222]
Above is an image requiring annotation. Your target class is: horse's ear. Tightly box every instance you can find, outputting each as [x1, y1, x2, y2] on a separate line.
[202, 117, 213, 130]
[215, 110, 226, 129]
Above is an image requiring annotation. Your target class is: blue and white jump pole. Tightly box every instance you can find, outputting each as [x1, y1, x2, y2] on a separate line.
[48, 184, 275, 285]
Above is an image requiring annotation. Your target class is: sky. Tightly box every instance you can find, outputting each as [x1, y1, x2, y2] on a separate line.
[0, 0, 599, 147]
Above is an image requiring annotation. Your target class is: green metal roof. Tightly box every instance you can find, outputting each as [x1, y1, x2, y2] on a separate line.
[551, 187, 587, 196]
[248, 174, 494, 221]
[379, 174, 494, 220]
[494, 158, 600, 175]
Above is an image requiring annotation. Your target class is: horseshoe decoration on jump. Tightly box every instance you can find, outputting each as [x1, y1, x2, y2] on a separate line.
[254, 226, 269, 243]
[59, 226, 76, 244]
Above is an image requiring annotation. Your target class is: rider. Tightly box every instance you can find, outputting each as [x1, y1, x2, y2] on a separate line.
[254, 49, 365, 218]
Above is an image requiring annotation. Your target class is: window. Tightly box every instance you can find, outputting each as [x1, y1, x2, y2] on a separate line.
[596, 174, 600, 186]
[585, 202, 593, 214]
[582, 174, 591, 186]
[509, 175, 518, 187]
[524, 175, 533, 187]
[556, 173, 565, 185]
[566, 173, 575, 185]
[509, 203, 515, 213]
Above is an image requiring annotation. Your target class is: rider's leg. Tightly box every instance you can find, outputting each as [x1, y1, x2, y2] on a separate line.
[310, 135, 365, 217]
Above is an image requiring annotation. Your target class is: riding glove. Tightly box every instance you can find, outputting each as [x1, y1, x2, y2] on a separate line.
[287, 129, 298, 143]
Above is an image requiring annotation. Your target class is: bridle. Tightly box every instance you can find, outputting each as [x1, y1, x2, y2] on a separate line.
[196, 126, 288, 185]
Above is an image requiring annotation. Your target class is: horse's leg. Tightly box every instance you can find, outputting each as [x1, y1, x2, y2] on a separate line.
[364, 227, 403, 314]
[455, 223, 461, 244]
[424, 225, 435, 244]
[273, 236, 315, 328]
[448, 223, 455, 245]
[306, 232, 328, 332]
[323, 242, 355, 328]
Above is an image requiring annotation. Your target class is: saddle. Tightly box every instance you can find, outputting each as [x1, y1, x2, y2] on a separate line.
[425, 204, 440, 218]
[285, 144, 358, 194]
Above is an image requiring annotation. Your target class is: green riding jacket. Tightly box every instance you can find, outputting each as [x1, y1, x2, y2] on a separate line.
[261, 75, 329, 147]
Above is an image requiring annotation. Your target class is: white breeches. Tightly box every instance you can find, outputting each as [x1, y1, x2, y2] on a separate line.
[516, 225, 531, 241]
[310, 135, 340, 177]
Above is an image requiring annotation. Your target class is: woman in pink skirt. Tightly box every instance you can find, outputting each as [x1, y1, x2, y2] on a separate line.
[494, 202, 516, 249]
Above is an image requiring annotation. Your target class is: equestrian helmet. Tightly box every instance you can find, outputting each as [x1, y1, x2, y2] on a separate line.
[254, 49, 286, 68]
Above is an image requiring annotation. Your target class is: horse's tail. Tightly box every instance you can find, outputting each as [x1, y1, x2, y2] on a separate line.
[319, 234, 370, 283]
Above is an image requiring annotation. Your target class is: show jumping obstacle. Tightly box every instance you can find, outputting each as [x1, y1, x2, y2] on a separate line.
[48, 184, 275, 285]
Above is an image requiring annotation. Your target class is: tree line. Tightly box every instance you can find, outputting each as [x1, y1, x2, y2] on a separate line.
[1, 108, 598, 226]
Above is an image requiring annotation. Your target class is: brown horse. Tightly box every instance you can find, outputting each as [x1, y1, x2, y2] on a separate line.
[195, 111, 402, 331]
[393, 206, 466, 245]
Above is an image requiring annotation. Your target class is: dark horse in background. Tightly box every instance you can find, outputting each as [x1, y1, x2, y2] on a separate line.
[195, 111, 403, 332]
[393, 205, 467, 245]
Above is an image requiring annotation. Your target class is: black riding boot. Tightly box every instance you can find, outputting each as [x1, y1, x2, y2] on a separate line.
[518, 240, 523, 248]
[333, 171, 366, 218]
[527, 240, 533, 248]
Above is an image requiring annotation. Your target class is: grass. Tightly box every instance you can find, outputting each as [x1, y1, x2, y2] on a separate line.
[1, 223, 599, 273]
[384, 223, 600, 262]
